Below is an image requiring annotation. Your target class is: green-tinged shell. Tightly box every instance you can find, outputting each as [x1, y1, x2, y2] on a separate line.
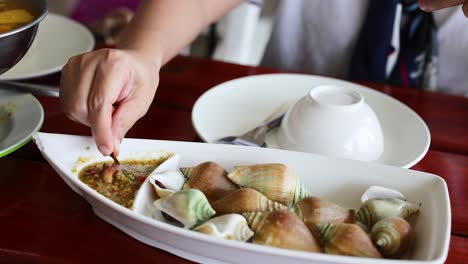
[179, 167, 191, 179]
[243, 211, 265, 231]
[370, 217, 412, 258]
[211, 188, 288, 215]
[227, 163, 311, 206]
[318, 223, 382, 258]
[193, 214, 254, 242]
[294, 179, 312, 204]
[154, 189, 216, 229]
[180, 162, 238, 202]
[293, 197, 355, 243]
[356, 198, 421, 229]
[243, 211, 321, 252]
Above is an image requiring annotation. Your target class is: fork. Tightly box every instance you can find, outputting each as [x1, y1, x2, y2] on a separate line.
[213, 112, 285, 147]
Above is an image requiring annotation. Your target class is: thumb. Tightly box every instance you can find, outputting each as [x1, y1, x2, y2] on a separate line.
[111, 98, 148, 156]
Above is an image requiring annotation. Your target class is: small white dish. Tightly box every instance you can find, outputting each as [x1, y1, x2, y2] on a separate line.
[0, 13, 95, 80]
[277, 85, 384, 162]
[33, 132, 450, 264]
[192, 74, 431, 168]
[0, 90, 44, 157]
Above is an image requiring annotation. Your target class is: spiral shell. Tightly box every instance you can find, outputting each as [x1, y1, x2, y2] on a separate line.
[149, 170, 185, 199]
[227, 163, 311, 206]
[318, 223, 382, 258]
[211, 188, 288, 215]
[293, 197, 355, 242]
[193, 214, 254, 242]
[370, 217, 412, 258]
[180, 162, 238, 202]
[360, 186, 406, 203]
[243, 211, 320, 252]
[356, 198, 420, 229]
[154, 189, 216, 229]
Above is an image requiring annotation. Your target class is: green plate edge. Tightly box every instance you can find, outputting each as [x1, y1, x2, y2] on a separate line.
[0, 93, 44, 158]
[0, 119, 43, 158]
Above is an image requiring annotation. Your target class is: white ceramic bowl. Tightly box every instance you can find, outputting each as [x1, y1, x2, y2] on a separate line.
[276, 85, 384, 162]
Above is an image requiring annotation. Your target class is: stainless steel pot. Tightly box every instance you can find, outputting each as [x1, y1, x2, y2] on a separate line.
[0, 0, 48, 75]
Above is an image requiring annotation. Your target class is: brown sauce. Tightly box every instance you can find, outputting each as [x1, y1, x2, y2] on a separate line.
[79, 159, 167, 208]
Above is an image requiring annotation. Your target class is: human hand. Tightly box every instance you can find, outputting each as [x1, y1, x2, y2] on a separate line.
[419, 0, 468, 17]
[60, 48, 160, 156]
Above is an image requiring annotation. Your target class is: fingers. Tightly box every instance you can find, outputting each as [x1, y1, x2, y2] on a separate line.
[60, 55, 98, 126]
[89, 102, 114, 156]
[110, 92, 151, 157]
[419, 0, 466, 12]
[88, 50, 132, 155]
[60, 48, 158, 157]
[60, 49, 135, 156]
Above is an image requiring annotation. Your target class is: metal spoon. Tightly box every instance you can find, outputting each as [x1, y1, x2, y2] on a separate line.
[0, 81, 59, 97]
[214, 112, 285, 147]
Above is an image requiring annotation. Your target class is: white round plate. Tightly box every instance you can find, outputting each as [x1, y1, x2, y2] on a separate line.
[0, 13, 95, 80]
[0, 90, 44, 157]
[192, 74, 431, 168]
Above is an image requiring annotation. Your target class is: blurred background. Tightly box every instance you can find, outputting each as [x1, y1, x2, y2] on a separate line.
[48, 0, 279, 66]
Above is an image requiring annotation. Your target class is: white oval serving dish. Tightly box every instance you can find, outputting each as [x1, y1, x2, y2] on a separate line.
[33, 132, 450, 264]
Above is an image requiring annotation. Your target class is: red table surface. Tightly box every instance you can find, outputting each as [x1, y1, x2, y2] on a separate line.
[2, 55, 468, 263]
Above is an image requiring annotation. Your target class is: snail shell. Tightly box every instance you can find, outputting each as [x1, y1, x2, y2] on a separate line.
[180, 161, 238, 202]
[193, 214, 254, 242]
[154, 189, 216, 229]
[145, 154, 184, 199]
[211, 188, 288, 215]
[361, 186, 406, 203]
[149, 170, 185, 199]
[293, 197, 355, 242]
[356, 198, 420, 229]
[318, 223, 382, 258]
[227, 163, 311, 206]
[243, 210, 320, 252]
[370, 216, 412, 258]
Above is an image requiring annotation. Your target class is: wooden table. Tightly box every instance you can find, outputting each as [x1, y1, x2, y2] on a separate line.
[1, 55, 467, 263]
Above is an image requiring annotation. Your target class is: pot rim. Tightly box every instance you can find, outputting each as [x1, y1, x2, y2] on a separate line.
[0, 0, 48, 38]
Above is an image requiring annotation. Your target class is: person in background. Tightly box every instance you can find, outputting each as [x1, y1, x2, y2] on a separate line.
[49, 0, 140, 45]
[59, 0, 468, 158]
[261, 0, 468, 96]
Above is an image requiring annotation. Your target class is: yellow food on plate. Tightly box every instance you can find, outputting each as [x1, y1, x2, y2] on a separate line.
[0, 9, 33, 24]
[0, 24, 13, 33]
[0, 7, 34, 33]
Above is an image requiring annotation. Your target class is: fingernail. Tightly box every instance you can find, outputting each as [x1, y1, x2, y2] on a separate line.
[99, 145, 111, 156]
